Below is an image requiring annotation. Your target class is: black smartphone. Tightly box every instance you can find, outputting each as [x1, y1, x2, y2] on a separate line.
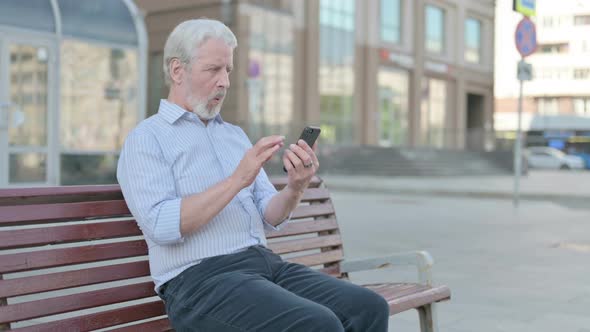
[283, 126, 321, 172]
[298, 126, 321, 148]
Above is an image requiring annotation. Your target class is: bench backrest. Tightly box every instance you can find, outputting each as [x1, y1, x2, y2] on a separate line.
[0, 177, 343, 331]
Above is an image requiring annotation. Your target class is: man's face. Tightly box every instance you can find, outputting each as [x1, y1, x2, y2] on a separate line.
[184, 38, 233, 120]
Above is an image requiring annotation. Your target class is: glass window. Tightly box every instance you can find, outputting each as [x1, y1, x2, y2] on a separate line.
[60, 153, 119, 185]
[0, 0, 55, 32]
[60, 40, 138, 152]
[9, 153, 46, 184]
[319, 0, 356, 144]
[58, 0, 138, 45]
[377, 69, 409, 146]
[537, 98, 559, 115]
[574, 68, 590, 80]
[574, 15, 590, 26]
[380, 0, 401, 44]
[465, 18, 481, 63]
[420, 78, 447, 147]
[539, 43, 569, 54]
[9, 44, 49, 148]
[425, 5, 445, 54]
[247, 6, 295, 141]
[573, 98, 590, 116]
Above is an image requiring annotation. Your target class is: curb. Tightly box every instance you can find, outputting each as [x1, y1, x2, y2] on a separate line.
[325, 183, 590, 203]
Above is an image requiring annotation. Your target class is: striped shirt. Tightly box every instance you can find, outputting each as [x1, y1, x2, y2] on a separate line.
[117, 99, 286, 292]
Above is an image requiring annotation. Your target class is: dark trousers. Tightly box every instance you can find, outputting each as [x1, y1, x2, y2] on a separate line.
[159, 245, 389, 332]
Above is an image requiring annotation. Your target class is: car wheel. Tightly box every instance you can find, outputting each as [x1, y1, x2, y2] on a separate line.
[560, 164, 570, 170]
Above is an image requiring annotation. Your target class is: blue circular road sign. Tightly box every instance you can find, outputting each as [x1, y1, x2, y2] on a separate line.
[515, 17, 537, 57]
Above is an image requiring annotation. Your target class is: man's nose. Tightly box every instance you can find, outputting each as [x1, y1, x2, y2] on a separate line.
[218, 71, 230, 89]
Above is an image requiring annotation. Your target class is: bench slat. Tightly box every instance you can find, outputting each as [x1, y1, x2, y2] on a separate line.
[109, 317, 173, 332]
[266, 218, 338, 239]
[269, 234, 342, 255]
[364, 283, 451, 315]
[0, 260, 150, 298]
[11, 301, 165, 332]
[0, 200, 130, 226]
[0, 185, 122, 200]
[291, 203, 335, 219]
[0, 220, 141, 250]
[0, 282, 155, 324]
[288, 249, 343, 267]
[300, 188, 330, 202]
[270, 176, 322, 190]
[0, 240, 147, 274]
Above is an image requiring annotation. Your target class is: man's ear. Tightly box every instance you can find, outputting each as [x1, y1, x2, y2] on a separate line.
[169, 58, 184, 86]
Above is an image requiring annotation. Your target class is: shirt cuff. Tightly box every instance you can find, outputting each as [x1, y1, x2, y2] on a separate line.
[257, 193, 290, 231]
[154, 198, 184, 244]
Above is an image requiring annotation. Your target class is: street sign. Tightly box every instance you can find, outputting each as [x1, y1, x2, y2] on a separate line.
[513, 0, 536, 17]
[517, 60, 532, 81]
[515, 17, 537, 57]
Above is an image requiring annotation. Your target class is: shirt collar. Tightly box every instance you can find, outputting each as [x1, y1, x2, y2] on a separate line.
[158, 99, 224, 125]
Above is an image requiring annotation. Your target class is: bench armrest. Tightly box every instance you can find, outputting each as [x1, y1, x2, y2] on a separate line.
[340, 251, 434, 286]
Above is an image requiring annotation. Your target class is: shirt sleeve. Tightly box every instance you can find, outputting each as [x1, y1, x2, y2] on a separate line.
[233, 125, 291, 230]
[117, 130, 184, 245]
[253, 166, 292, 231]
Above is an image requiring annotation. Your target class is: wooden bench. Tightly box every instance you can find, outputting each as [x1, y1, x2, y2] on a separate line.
[0, 177, 450, 332]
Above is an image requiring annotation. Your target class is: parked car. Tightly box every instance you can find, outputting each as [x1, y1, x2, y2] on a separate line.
[525, 147, 585, 170]
[572, 152, 590, 169]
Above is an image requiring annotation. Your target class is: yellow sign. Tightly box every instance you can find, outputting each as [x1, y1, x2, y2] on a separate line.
[513, 0, 536, 17]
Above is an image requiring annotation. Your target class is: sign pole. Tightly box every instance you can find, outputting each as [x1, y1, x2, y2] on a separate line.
[513, 11, 536, 207]
[514, 59, 524, 207]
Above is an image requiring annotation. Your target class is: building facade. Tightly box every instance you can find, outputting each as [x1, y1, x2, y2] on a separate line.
[137, 0, 495, 150]
[495, 0, 590, 149]
[0, 0, 147, 187]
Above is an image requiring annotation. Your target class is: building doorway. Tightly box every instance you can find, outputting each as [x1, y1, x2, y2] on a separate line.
[466, 93, 485, 150]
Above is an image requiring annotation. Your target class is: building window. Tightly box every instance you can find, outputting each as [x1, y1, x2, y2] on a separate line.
[573, 98, 590, 116]
[380, 0, 401, 44]
[542, 16, 554, 28]
[574, 68, 590, 80]
[537, 98, 559, 115]
[574, 15, 590, 26]
[60, 40, 138, 152]
[377, 68, 409, 146]
[539, 43, 569, 54]
[319, 0, 355, 144]
[247, 6, 295, 141]
[464, 18, 482, 63]
[420, 78, 447, 148]
[425, 5, 445, 54]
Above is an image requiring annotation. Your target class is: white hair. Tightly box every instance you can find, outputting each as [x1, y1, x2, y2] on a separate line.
[163, 19, 237, 86]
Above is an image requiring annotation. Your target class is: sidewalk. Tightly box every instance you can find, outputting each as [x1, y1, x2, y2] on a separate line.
[322, 170, 590, 202]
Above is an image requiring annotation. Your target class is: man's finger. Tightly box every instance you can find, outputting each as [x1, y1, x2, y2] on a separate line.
[258, 143, 281, 164]
[289, 144, 312, 166]
[282, 154, 294, 172]
[298, 140, 318, 166]
[254, 135, 285, 155]
[286, 150, 303, 170]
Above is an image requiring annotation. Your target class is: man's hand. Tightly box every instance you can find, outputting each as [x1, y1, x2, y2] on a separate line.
[232, 135, 285, 189]
[283, 140, 319, 194]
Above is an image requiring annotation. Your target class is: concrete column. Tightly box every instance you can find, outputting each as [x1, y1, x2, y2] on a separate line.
[410, 0, 425, 147]
[293, 0, 320, 128]
[362, 0, 380, 145]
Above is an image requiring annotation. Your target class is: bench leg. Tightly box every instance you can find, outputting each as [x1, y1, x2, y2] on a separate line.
[418, 303, 439, 332]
